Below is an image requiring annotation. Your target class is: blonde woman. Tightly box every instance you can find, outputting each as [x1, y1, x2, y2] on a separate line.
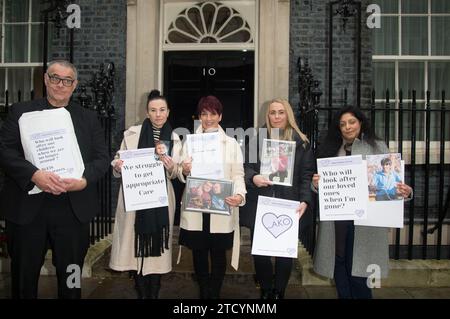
[242, 98, 315, 299]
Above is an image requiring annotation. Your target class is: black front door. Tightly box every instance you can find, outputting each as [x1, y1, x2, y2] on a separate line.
[164, 50, 254, 133]
[163, 51, 254, 226]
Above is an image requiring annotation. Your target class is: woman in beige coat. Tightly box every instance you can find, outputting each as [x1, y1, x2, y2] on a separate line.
[109, 90, 181, 299]
[178, 95, 246, 299]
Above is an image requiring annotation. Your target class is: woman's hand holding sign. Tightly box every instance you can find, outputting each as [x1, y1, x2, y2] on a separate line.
[156, 142, 175, 173]
[296, 202, 308, 220]
[225, 194, 244, 207]
[396, 182, 412, 199]
[312, 174, 320, 189]
[182, 156, 193, 176]
[252, 174, 273, 188]
[113, 159, 124, 174]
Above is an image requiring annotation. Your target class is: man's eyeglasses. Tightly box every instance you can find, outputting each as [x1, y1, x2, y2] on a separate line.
[47, 74, 75, 87]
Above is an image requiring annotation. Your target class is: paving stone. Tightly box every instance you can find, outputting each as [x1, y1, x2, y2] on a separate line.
[404, 287, 450, 299]
[372, 288, 413, 299]
[303, 287, 337, 299]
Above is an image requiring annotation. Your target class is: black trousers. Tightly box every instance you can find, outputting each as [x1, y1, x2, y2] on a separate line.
[250, 229, 293, 293]
[253, 255, 292, 293]
[6, 194, 90, 299]
[333, 221, 372, 299]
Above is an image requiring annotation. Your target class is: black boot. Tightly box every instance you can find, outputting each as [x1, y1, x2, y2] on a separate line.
[147, 274, 161, 299]
[272, 289, 285, 299]
[134, 273, 147, 299]
[260, 289, 271, 299]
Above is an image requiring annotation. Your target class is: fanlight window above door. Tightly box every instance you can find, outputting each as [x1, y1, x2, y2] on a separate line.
[166, 2, 253, 44]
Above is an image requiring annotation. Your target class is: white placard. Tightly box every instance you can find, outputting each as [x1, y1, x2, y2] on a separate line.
[18, 108, 85, 195]
[355, 159, 405, 228]
[251, 196, 300, 258]
[317, 155, 368, 221]
[28, 129, 75, 176]
[119, 148, 168, 212]
[186, 132, 224, 179]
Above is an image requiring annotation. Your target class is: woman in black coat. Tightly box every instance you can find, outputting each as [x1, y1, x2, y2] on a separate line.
[242, 98, 315, 299]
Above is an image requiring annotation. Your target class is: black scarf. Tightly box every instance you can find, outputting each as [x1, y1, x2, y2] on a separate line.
[134, 118, 173, 262]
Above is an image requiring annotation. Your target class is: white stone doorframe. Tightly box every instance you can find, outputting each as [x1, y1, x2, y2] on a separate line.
[125, 0, 290, 128]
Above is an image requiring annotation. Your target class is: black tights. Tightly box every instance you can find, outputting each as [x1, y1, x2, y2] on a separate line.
[192, 248, 227, 298]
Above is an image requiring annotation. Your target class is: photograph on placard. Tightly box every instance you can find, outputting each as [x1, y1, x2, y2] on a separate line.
[366, 153, 403, 202]
[260, 139, 296, 186]
[183, 176, 233, 215]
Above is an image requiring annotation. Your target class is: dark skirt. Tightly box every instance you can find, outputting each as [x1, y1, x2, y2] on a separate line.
[179, 213, 233, 250]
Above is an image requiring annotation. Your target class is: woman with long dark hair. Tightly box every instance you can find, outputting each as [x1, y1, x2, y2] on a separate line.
[312, 106, 412, 299]
[109, 90, 182, 299]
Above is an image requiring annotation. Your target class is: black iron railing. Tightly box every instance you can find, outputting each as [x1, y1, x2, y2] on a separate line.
[300, 89, 450, 260]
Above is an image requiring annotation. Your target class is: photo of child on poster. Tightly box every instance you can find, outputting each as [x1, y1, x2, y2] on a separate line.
[260, 139, 296, 186]
[367, 153, 403, 201]
[184, 177, 233, 215]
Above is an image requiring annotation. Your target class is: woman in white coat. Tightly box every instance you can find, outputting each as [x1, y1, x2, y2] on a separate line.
[178, 95, 246, 299]
[109, 90, 181, 299]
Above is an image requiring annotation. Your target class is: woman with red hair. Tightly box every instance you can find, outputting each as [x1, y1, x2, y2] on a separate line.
[177, 95, 246, 299]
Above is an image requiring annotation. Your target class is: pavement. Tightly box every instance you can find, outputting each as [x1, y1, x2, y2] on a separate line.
[0, 226, 450, 299]
[1, 264, 450, 299]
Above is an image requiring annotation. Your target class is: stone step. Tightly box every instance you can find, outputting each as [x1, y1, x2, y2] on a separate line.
[90, 226, 301, 286]
[10, 225, 448, 289]
[297, 247, 450, 288]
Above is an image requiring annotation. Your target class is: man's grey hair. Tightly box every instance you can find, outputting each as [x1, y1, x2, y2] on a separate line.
[47, 60, 78, 80]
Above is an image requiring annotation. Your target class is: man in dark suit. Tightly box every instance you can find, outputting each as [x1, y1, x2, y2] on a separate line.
[0, 60, 110, 299]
